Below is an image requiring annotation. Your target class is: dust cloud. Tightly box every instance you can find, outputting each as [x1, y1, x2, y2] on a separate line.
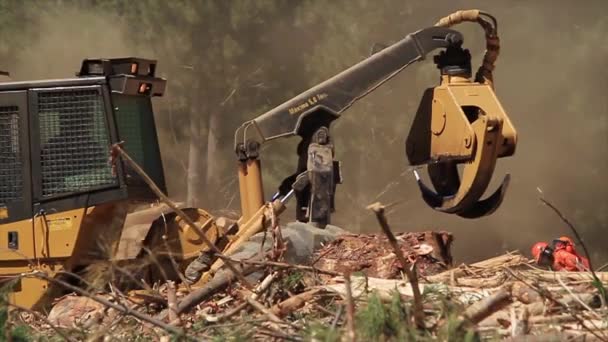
[5, 1, 607, 265]
[5, 6, 137, 81]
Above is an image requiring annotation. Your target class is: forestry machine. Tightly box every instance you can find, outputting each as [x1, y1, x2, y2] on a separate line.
[0, 9, 516, 310]
[235, 10, 516, 227]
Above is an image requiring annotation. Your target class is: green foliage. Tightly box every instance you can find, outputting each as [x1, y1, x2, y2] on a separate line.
[281, 271, 304, 292]
[303, 321, 341, 342]
[355, 291, 420, 341]
[591, 276, 608, 304]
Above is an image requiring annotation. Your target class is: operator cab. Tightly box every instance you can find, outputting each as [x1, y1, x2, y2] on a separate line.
[0, 57, 167, 225]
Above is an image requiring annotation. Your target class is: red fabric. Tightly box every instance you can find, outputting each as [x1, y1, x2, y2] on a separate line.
[553, 248, 589, 272]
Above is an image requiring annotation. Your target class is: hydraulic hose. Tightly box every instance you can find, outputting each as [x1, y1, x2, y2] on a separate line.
[434, 9, 500, 88]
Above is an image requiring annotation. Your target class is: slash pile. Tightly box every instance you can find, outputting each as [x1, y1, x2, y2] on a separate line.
[7, 237, 608, 341]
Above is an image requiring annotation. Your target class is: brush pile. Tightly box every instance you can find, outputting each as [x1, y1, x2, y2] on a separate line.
[7, 229, 607, 342]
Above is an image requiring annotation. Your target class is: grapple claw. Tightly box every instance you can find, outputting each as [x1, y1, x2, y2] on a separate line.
[428, 161, 460, 196]
[457, 174, 510, 218]
[414, 169, 511, 219]
[413, 169, 448, 208]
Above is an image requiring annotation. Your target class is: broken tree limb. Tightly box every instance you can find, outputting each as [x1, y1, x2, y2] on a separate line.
[111, 143, 252, 290]
[29, 271, 188, 338]
[458, 286, 513, 329]
[195, 200, 289, 287]
[505, 268, 608, 341]
[270, 288, 322, 318]
[245, 296, 285, 326]
[216, 254, 342, 277]
[427, 252, 529, 283]
[171, 263, 263, 317]
[344, 272, 357, 342]
[166, 281, 178, 324]
[367, 202, 425, 330]
[9, 302, 78, 342]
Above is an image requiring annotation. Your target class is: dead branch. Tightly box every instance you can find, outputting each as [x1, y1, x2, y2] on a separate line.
[505, 267, 608, 341]
[270, 288, 322, 318]
[111, 143, 252, 289]
[245, 296, 287, 332]
[29, 271, 188, 338]
[458, 286, 513, 329]
[169, 263, 263, 317]
[200, 200, 289, 286]
[9, 302, 78, 342]
[556, 274, 602, 319]
[344, 272, 357, 342]
[215, 254, 341, 276]
[367, 202, 425, 330]
[166, 281, 178, 324]
[201, 302, 248, 323]
[427, 252, 528, 283]
[250, 272, 278, 300]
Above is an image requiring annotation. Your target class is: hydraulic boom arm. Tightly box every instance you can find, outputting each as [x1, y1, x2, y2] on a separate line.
[235, 10, 517, 227]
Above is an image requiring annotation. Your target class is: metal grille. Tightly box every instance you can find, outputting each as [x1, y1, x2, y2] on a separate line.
[0, 106, 22, 203]
[39, 89, 116, 197]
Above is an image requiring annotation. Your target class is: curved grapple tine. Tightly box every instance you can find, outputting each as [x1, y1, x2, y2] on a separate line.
[413, 116, 508, 217]
[457, 174, 510, 218]
[428, 161, 460, 196]
[413, 169, 450, 208]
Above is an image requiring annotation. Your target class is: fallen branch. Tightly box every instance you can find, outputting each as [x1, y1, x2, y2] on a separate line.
[170, 263, 263, 317]
[556, 274, 601, 319]
[215, 254, 341, 276]
[111, 143, 252, 289]
[250, 271, 278, 301]
[367, 202, 425, 330]
[29, 271, 187, 338]
[270, 288, 322, 318]
[166, 281, 178, 324]
[427, 252, 528, 283]
[198, 199, 289, 286]
[344, 272, 357, 342]
[246, 296, 287, 332]
[9, 302, 78, 342]
[201, 302, 248, 323]
[458, 286, 513, 329]
[505, 268, 608, 341]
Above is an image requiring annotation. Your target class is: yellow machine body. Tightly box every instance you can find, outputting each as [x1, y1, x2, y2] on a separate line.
[0, 58, 219, 310]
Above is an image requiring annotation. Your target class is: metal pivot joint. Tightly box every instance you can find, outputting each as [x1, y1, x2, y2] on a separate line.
[433, 43, 472, 77]
[294, 126, 341, 228]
